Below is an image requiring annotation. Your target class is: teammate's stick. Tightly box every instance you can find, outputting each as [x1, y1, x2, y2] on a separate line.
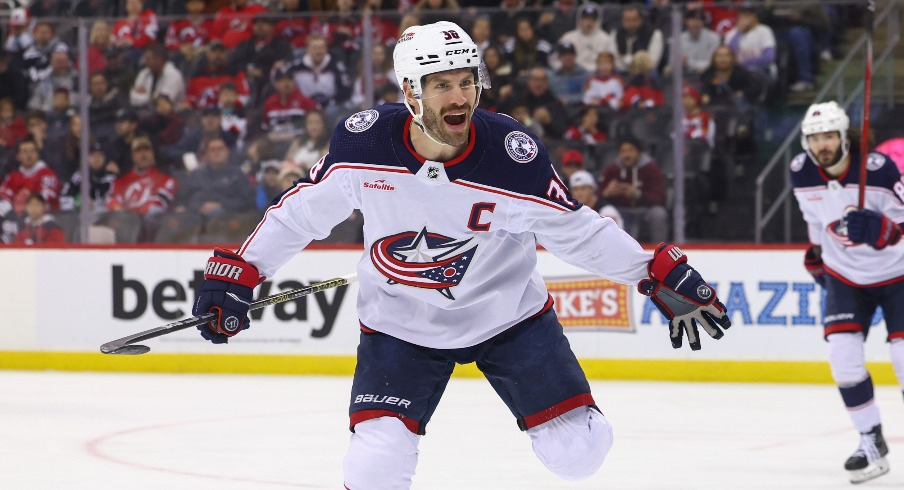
[858, 0, 875, 209]
[100, 273, 358, 355]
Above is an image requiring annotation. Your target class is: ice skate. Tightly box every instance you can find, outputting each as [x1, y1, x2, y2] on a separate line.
[844, 425, 889, 484]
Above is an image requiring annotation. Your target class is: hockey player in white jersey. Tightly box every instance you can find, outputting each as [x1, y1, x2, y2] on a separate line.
[791, 101, 904, 484]
[191, 21, 731, 488]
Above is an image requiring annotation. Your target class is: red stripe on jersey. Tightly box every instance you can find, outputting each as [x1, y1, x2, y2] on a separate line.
[238, 183, 311, 255]
[349, 409, 420, 434]
[453, 180, 573, 212]
[888, 332, 904, 340]
[320, 163, 410, 182]
[824, 265, 904, 288]
[520, 393, 595, 429]
[359, 324, 377, 334]
[402, 115, 476, 167]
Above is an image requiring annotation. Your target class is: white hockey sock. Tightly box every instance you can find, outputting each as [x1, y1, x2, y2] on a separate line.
[527, 406, 613, 481]
[889, 339, 904, 390]
[827, 332, 882, 433]
[343, 417, 420, 490]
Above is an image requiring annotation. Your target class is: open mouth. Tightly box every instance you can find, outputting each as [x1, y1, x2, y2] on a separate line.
[443, 112, 467, 131]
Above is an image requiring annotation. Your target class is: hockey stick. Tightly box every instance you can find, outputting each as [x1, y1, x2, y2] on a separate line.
[858, 0, 875, 209]
[100, 273, 358, 355]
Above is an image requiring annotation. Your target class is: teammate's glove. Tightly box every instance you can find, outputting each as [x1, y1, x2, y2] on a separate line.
[193, 248, 260, 344]
[803, 245, 826, 288]
[846, 209, 902, 250]
[638, 243, 731, 350]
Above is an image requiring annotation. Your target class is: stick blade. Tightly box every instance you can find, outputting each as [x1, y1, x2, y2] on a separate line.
[101, 344, 151, 355]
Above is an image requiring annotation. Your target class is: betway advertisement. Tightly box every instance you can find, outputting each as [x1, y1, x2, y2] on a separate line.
[0, 247, 892, 361]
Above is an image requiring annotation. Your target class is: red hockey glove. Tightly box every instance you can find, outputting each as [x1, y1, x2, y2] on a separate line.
[846, 209, 903, 250]
[638, 243, 731, 350]
[193, 248, 261, 344]
[803, 245, 826, 287]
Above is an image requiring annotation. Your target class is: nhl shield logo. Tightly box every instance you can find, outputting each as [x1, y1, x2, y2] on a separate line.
[504, 131, 538, 163]
[345, 109, 379, 133]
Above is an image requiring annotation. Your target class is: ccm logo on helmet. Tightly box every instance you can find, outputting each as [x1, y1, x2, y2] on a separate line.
[446, 48, 470, 55]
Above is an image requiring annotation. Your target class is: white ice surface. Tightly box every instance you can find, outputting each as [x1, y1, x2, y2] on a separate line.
[2, 371, 904, 489]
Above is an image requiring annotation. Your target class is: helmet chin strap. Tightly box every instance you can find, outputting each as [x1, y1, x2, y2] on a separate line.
[804, 132, 850, 174]
[404, 97, 456, 148]
[403, 82, 482, 150]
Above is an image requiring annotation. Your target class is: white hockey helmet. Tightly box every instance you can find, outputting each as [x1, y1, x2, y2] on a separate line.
[800, 101, 850, 163]
[393, 21, 490, 135]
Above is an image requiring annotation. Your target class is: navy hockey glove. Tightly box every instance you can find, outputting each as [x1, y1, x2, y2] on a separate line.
[803, 245, 826, 288]
[193, 248, 261, 344]
[638, 243, 731, 351]
[846, 209, 902, 250]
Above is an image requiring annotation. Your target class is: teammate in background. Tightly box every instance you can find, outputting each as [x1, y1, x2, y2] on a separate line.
[791, 101, 904, 484]
[191, 21, 731, 488]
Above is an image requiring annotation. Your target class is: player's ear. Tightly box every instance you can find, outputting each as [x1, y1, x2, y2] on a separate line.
[402, 81, 420, 110]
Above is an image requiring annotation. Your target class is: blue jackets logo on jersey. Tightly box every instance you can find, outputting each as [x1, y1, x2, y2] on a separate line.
[346, 109, 380, 133]
[504, 131, 538, 163]
[370, 227, 477, 300]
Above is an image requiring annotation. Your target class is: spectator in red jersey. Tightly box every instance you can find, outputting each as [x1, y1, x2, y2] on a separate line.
[229, 14, 293, 107]
[261, 68, 318, 146]
[12, 193, 65, 244]
[105, 136, 177, 241]
[130, 43, 186, 109]
[582, 52, 624, 111]
[86, 20, 112, 75]
[681, 85, 715, 148]
[164, 0, 213, 64]
[564, 105, 608, 146]
[211, 0, 268, 49]
[598, 136, 668, 243]
[111, 0, 159, 66]
[183, 40, 250, 110]
[320, 0, 398, 69]
[274, 0, 313, 51]
[282, 33, 352, 121]
[350, 43, 400, 111]
[0, 98, 28, 149]
[0, 138, 61, 225]
[622, 51, 664, 111]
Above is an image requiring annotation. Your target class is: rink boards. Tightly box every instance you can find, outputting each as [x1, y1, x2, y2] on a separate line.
[0, 245, 897, 384]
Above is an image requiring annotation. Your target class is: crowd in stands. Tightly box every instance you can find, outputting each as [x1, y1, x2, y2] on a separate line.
[0, 0, 854, 245]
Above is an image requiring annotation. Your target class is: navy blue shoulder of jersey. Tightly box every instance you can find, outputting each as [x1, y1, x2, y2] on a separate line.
[465, 110, 581, 211]
[862, 151, 902, 191]
[312, 104, 409, 183]
[790, 150, 902, 192]
[331, 104, 410, 161]
[789, 152, 824, 188]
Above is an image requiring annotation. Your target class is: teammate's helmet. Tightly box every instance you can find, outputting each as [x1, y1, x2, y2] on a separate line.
[800, 101, 850, 164]
[392, 21, 490, 134]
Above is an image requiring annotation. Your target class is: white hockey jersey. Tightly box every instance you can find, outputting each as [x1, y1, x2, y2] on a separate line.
[790, 149, 904, 286]
[239, 104, 651, 348]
